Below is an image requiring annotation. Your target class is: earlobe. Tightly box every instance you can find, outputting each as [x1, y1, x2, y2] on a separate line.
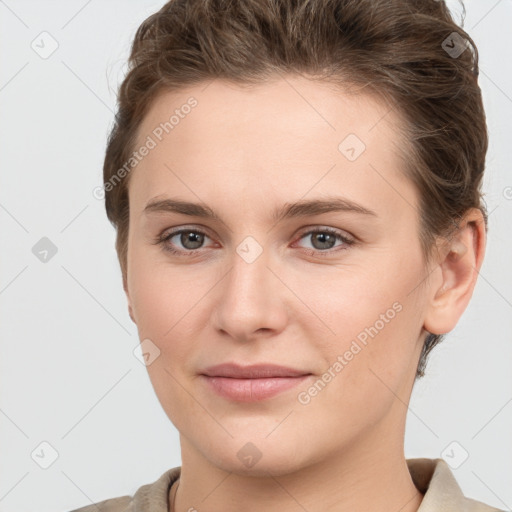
[123, 274, 136, 324]
[127, 300, 136, 324]
[423, 209, 486, 335]
[128, 303, 136, 324]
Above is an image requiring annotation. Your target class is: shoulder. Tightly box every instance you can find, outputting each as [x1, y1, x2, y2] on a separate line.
[407, 458, 505, 512]
[463, 496, 506, 512]
[66, 466, 181, 512]
[69, 495, 133, 512]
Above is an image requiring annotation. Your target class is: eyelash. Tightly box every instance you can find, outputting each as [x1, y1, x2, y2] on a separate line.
[153, 226, 355, 258]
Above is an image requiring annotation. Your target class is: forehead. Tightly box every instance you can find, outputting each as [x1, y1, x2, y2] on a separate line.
[137, 76, 402, 147]
[129, 75, 413, 217]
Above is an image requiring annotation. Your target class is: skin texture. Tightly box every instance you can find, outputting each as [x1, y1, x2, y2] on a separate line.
[123, 75, 486, 512]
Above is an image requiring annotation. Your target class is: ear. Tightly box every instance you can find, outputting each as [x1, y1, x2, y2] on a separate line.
[123, 272, 136, 324]
[423, 208, 486, 335]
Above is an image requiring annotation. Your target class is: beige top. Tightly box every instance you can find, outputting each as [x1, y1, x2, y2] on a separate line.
[68, 458, 504, 512]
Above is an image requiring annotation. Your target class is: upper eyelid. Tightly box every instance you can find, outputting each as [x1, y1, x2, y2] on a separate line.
[162, 224, 350, 237]
[162, 225, 214, 241]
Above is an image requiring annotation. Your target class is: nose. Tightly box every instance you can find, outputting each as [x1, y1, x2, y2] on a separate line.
[212, 242, 289, 343]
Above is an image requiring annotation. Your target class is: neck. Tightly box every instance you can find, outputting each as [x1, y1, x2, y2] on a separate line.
[172, 419, 423, 512]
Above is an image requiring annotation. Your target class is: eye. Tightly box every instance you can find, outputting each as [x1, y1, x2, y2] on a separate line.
[155, 228, 213, 255]
[294, 227, 355, 256]
[154, 226, 355, 257]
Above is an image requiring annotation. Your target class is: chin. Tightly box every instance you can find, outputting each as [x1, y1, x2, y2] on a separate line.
[212, 452, 306, 478]
[199, 432, 311, 477]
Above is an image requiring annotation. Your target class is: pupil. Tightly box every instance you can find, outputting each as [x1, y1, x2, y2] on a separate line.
[182, 231, 203, 249]
[313, 232, 335, 250]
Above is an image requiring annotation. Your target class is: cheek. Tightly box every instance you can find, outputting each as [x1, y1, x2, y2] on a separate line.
[128, 246, 207, 339]
[128, 249, 219, 402]
[293, 307, 417, 443]
[128, 255, 201, 425]
[292, 261, 407, 345]
[298, 262, 423, 402]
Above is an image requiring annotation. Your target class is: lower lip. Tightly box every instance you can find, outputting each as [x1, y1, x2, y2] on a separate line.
[200, 375, 312, 402]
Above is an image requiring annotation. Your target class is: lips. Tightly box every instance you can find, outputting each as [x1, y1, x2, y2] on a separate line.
[200, 362, 311, 379]
[199, 363, 313, 402]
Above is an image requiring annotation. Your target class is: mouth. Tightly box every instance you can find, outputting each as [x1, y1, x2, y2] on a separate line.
[199, 363, 313, 402]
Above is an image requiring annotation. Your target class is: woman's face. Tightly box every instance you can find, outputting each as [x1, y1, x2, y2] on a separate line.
[125, 76, 433, 474]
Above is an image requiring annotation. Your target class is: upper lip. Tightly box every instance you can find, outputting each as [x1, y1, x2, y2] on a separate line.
[200, 363, 311, 378]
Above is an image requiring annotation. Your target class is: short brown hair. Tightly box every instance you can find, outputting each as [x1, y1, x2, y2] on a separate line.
[103, 0, 488, 378]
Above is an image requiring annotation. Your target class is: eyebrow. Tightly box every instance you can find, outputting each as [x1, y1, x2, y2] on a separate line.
[143, 196, 378, 223]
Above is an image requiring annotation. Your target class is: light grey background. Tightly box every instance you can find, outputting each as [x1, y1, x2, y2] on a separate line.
[0, 1, 511, 511]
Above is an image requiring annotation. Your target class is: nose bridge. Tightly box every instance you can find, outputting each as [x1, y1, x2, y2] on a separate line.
[213, 239, 287, 340]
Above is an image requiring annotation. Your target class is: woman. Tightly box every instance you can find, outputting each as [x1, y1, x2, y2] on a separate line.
[72, 0, 503, 510]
